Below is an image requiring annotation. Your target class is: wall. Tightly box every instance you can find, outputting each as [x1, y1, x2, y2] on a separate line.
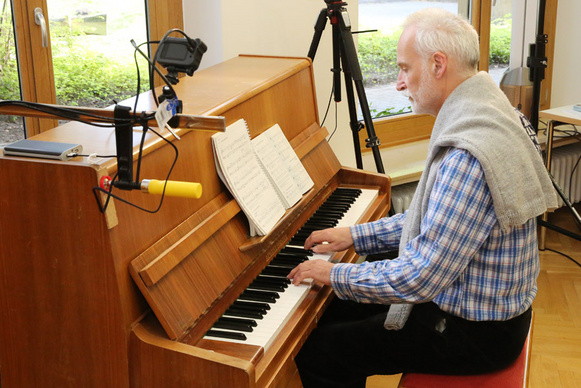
[182, 1, 223, 68]
[183, 0, 361, 168]
[182, 0, 580, 170]
[550, 0, 581, 107]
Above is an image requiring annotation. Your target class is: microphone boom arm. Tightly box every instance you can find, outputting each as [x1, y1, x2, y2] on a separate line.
[0, 100, 225, 207]
[0, 101, 225, 132]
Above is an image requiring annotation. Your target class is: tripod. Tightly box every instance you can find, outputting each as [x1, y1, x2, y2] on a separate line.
[527, 0, 581, 244]
[308, 0, 385, 174]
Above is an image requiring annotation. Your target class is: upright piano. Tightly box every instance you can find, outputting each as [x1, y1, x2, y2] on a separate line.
[0, 55, 390, 388]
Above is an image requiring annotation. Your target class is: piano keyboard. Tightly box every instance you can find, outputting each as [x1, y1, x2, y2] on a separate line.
[204, 187, 378, 349]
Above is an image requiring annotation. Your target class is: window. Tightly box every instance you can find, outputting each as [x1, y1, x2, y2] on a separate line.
[357, 0, 557, 151]
[358, 0, 471, 119]
[0, 0, 182, 145]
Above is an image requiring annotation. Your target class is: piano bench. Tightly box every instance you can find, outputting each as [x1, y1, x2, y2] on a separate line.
[397, 314, 533, 388]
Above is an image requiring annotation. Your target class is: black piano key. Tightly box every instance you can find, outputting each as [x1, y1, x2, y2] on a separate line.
[254, 275, 290, 286]
[273, 252, 307, 260]
[275, 251, 309, 259]
[280, 247, 314, 256]
[310, 211, 343, 220]
[248, 281, 286, 292]
[289, 235, 307, 243]
[261, 266, 292, 277]
[314, 208, 348, 216]
[326, 196, 356, 203]
[303, 220, 338, 230]
[213, 322, 254, 332]
[334, 187, 362, 194]
[336, 188, 362, 195]
[303, 219, 338, 227]
[312, 214, 347, 221]
[327, 195, 358, 203]
[317, 202, 352, 210]
[206, 329, 247, 341]
[324, 202, 351, 209]
[315, 205, 349, 212]
[225, 307, 265, 319]
[239, 289, 279, 303]
[273, 255, 308, 264]
[232, 300, 271, 311]
[213, 317, 256, 332]
[294, 228, 326, 237]
[220, 316, 257, 327]
[300, 221, 332, 227]
[270, 258, 305, 268]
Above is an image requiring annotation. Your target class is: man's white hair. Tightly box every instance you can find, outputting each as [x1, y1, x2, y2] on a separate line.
[402, 8, 480, 75]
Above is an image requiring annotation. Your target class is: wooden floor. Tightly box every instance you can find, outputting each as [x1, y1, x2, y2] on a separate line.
[367, 206, 581, 388]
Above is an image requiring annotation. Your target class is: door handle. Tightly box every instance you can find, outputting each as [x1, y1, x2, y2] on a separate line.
[34, 7, 48, 48]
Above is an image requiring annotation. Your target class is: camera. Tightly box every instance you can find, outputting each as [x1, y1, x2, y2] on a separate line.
[156, 37, 207, 83]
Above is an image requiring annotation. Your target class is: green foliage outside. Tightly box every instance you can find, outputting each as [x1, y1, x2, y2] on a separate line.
[0, 0, 146, 115]
[49, 22, 145, 107]
[0, 0, 19, 123]
[0, 1, 18, 102]
[358, 15, 512, 87]
[489, 14, 512, 65]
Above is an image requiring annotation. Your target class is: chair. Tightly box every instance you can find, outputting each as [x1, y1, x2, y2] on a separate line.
[398, 313, 534, 388]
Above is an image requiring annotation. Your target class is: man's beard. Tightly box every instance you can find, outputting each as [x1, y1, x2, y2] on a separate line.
[401, 67, 436, 115]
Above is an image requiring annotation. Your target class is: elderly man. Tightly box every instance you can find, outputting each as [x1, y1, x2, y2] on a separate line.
[289, 8, 557, 388]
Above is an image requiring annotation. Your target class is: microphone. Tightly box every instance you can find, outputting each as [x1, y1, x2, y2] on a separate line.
[99, 176, 202, 199]
[140, 179, 202, 198]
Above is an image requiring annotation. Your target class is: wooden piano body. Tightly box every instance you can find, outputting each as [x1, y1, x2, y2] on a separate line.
[0, 55, 390, 388]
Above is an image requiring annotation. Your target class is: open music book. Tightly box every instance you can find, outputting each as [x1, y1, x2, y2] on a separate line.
[212, 119, 314, 236]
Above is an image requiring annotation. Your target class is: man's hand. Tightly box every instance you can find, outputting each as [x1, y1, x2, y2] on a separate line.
[303, 227, 354, 254]
[287, 227, 354, 286]
[287, 259, 334, 286]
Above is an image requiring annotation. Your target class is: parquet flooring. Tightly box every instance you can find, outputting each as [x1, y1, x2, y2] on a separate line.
[530, 207, 581, 388]
[367, 206, 581, 388]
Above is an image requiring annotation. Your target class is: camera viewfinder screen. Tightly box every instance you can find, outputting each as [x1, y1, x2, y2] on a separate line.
[163, 44, 188, 60]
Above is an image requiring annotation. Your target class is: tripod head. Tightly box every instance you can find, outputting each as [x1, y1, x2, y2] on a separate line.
[322, 0, 349, 23]
[324, 0, 347, 5]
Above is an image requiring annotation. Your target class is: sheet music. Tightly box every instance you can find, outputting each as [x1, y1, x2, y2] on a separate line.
[254, 124, 314, 195]
[252, 126, 303, 208]
[212, 120, 285, 236]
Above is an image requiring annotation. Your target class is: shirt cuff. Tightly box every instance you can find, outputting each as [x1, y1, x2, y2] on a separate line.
[350, 224, 366, 253]
[330, 262, 358, 300]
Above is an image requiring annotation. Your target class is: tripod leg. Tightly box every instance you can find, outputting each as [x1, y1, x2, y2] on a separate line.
[335, 8, 385, 173]
[335, 23, 364, 169]
[342, 70, 364, 168]
[308, 8, 329, 61]
[332, 23, 343, 103]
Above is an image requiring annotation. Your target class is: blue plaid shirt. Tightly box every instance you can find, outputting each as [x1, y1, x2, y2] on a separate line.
[330, 148, 539, 321]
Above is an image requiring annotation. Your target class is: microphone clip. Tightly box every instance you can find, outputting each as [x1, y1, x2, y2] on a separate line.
[99, 175, 139, 191]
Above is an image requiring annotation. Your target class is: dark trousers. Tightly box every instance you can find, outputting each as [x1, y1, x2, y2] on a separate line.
[295, 299, 532, 388]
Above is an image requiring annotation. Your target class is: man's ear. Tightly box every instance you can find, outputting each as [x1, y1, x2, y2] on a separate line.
[432, 51, 447, 78]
